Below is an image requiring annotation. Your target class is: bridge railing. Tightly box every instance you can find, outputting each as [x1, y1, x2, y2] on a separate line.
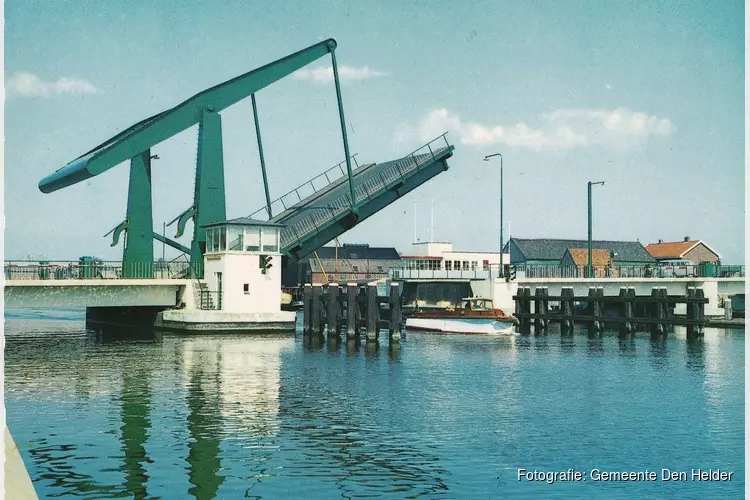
[279, 133, 452, 252]
[3, 260, 199, 280]
[247, 154, 360, 220]
[388, 263, 745, 280]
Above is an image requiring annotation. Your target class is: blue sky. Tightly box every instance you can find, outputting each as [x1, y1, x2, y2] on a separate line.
[4, 0, 745, 262]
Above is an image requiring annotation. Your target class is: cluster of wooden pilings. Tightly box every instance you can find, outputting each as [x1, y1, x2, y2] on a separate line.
[302, 282, 402, 342]
[514, 286, 708, 338]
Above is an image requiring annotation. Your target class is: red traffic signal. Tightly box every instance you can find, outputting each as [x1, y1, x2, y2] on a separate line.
[264, 255, 273, 270]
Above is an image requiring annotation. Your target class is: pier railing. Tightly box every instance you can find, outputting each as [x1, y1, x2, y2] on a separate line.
[4, 260, 200, 280]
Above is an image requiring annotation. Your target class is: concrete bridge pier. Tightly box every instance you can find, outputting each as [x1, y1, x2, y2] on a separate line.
[86, 306, 171, 329]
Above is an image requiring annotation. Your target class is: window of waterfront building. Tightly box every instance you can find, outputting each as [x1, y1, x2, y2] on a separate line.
[454, 260, 460, 270]
[483, 260, 489, 271]
[206, 228, 215, 252]
[471, 261, 477, 270]
[463, 261, 469, 270]
[446, 261, 452, 270]
[245, 227, 260, 251]
[261, 228, 278, 252]
[228, 226, 243, 251]
[218, 227, 226, 251]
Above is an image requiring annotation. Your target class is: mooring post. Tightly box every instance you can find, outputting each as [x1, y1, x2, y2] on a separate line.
[303, 284, 313, 333]
[534, 287, 544, 333]
[618, 288, 630, 336]
[518, 287, 531, 333]
[561, 287, 574, 334]
[327, 283, 340, 336]
[649, 288, 664, 337]
[587, 287, 600, 332]
[366, 283, 378, 341]
[660, 288, 669, 336]
[311, 284, 323, 335]
[695, 288, 705, 336]
[346, 283, 357, 339]
[723, 297, 732, 321]
[389, 282, 402, 342]
[540, 287, 549, 330]
[685, 287, 696, 337]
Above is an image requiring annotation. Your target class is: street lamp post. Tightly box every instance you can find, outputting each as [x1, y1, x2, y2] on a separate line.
[484, 153, 503, 277]
[587, 180, 605, 278]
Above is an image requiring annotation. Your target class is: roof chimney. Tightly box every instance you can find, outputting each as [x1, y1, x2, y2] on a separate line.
[684, 236, 690, 242]
[658, 239, 663, 244]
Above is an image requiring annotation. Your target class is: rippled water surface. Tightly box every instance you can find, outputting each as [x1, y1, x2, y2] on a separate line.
[4, 309, 744, 499]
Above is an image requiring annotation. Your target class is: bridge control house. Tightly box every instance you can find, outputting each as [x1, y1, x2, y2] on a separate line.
[155, 218, 296, 332]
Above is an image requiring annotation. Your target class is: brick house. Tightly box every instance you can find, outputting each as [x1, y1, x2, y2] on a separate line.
[560, 248, 614, 277]
[645, 237, 721, 263]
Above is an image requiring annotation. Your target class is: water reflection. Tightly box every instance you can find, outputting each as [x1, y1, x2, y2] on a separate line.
[648, 337, 669, 369]
[119, 369, 152, 499]
[617, 338, 636, 358]
[186, 365, 224, 500]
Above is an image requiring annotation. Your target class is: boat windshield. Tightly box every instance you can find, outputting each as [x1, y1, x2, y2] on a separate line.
[457, 299, 492, 310]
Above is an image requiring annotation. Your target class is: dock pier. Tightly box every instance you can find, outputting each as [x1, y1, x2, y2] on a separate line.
[513, 286, 708, 337]
[302, 282, 403, 344]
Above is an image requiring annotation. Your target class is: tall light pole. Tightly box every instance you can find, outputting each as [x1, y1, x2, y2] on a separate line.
[484, 153, 503, 277]
[587, 180, 605, 278]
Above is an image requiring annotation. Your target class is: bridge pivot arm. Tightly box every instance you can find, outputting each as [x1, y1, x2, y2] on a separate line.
[104, 219, 129, 247]
[40, 39, 338, 193]
[167, 205, 197, 239]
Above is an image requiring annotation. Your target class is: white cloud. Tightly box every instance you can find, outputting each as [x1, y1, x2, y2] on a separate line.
[6, 72, 100, 98]
[396, 107, 674, 150]
[292, 65, 388, 83]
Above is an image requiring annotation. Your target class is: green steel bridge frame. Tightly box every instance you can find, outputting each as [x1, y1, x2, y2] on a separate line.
[38, 39, 454, 278]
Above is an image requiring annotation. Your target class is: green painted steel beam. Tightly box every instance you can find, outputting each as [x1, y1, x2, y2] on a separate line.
[152, 232, 190, 254]
[330, 49, 357, 215]
[122, 151, 154, 278]
[191, 109, 227, 274]
[251, 93, 272, 218]
[39, 39, 338, 193]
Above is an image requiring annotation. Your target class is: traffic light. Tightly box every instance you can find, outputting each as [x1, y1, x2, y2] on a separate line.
[506, 265, 516, 282]
[259, 254, 273, 274]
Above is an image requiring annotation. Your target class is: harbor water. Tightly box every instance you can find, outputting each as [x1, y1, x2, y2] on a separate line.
[4, 308, 744, 499]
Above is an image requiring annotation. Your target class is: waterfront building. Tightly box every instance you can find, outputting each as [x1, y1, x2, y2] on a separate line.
[505, 238, 656, 268]
[282, 244, 401, 285]
[645, 237, 721, 263]
[560, 248, 615, 277]
[400, 242, 509, 273]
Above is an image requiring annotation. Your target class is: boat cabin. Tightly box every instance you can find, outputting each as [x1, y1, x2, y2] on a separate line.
[455, 298, 494, 311]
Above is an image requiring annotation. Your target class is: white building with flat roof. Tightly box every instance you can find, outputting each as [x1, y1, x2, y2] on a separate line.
[395, 241, 510, 279]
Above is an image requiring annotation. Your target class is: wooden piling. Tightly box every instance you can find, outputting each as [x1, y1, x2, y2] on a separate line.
[311, 284, 323, 335]
[303, 284, 313, 333]
[534, 287, 544, 333]
[366, 283, 378, 341]
[327, 283, 340, 336]
[519, 287, 531, 333]
[685, 287, 696, 338]
[346, 283, 357, 339]
[389, 282, 402, 342]
[619, 288, 630, 336]
[695, 288, 705, 336]
[534, 287, 549, 332]
[561, 287, 574, 334]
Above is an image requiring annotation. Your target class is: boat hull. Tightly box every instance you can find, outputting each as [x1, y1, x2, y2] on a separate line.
[405, 317, 515, 335]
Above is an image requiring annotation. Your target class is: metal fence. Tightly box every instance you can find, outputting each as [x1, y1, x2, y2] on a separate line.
[273, 133, 452, 252]
[389, 263, 745, 280]
[4, 260, 201, 280]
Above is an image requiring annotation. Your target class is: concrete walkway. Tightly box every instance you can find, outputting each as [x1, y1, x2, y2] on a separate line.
[5, 427, 38, 499]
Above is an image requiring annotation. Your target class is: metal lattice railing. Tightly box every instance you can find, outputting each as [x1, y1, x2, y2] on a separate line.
[3, 260, 201, 280]
[273, 133, 452, 252]
[248, 154, 360, 220]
